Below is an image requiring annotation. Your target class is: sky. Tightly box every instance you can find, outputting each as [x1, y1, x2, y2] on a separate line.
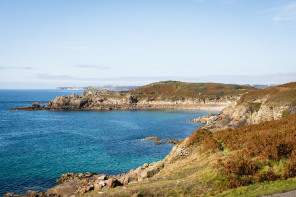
[0, 0, 295, 89]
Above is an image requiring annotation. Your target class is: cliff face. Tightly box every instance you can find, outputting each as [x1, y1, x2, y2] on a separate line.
[11, 81, 254, 111]
[198, 82, 296, 130]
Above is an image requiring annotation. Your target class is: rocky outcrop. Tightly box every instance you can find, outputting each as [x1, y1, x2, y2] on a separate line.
[10, 88, 234, 111]
[189, 113, 214, 123]
[144, 137, 180, 145]
[192, 89, 296, 131]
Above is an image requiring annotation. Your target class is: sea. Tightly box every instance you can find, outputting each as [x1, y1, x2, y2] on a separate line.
[0, 89, 215, 196]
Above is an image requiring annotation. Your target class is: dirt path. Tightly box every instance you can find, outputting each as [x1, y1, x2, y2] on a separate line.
[263, 190, 296, 197]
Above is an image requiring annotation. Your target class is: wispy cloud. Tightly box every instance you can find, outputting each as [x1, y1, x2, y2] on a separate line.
[35, 74, 173, 81]
[36, 74, 79, 80]
[273, 2, 296, 24]
[0, 66, 32, 70]
[72, 65, 111, 69]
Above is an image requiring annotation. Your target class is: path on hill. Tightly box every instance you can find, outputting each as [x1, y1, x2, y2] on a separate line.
[263, 190, 296, 197]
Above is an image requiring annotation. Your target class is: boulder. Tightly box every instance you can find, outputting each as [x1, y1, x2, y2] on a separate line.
[106, 178, 122, 188]
[166, 139, 179, 144]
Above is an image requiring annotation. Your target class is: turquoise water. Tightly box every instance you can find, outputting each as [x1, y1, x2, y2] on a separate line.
[0, 90, 214, 195]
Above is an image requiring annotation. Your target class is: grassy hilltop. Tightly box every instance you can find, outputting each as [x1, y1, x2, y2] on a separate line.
[129, 81, 254, 100]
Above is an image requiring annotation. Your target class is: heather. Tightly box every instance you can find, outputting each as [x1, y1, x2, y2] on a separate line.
[187, 113, 296, 190]
[130, 81, 254, 100]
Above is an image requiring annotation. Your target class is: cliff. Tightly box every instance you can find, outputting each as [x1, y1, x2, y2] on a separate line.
[10, 81, 254, 111]
[192, 82, 296, 130]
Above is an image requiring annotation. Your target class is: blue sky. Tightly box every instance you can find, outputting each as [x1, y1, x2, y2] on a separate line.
[0, 0, 295, 88]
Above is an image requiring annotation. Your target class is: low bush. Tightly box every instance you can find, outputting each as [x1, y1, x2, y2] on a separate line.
[212, 114, 296, 190]
[186, 129, 222, 151]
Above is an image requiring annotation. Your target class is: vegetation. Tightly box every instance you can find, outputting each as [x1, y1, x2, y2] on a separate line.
[237, 82, 296, 107]
[188, 114, 296, 190]
[129, 81, 255, 101]
[215, 178, 296, 197]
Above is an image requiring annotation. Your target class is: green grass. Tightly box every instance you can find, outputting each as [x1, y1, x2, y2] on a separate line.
[214, 177, 296, 197]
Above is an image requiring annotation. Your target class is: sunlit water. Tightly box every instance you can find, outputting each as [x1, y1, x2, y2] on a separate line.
[0, 90, 216, 195]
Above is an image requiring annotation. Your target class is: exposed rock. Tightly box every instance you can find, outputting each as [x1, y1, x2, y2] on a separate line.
[166, 139, 179, 144]
[106, 178, 122, 188]
[145, 137, 162, 141]
[56, 172, 96, 183]
[190, 113, 215, 123]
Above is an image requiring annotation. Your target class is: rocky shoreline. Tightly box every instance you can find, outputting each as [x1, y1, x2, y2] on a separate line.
[4, 136, 182, 197]
[4, 156, 169, 197]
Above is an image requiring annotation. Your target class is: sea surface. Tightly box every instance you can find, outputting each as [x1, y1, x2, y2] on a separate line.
[0, 90, 216, 196]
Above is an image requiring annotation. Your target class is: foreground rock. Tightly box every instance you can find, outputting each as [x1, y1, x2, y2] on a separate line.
[5, 161, 166, 197]
[5, 136, 187, 197]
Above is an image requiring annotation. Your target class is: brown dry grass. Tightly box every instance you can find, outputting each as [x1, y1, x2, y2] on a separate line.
[129, 81, 254, 101]
[185, 114, 296, 189]
[237, 82, 296, 107]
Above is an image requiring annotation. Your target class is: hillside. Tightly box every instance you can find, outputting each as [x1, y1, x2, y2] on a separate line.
[130, 81, 254, 100]
[236, 82, 296, 118]
[197, 82, 296, 130]
[11, 81, 255, 111]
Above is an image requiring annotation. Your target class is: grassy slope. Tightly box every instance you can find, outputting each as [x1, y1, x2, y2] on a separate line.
[129, 81, 254, 100]
[237, 82, 296, 112]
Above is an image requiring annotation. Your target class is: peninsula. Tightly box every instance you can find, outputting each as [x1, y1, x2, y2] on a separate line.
[11, 81, 254, 111]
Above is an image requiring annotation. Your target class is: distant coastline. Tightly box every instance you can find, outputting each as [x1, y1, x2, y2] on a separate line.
[56, 85, 140, 91]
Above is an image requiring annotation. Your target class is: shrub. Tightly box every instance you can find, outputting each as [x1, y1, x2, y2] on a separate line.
[186, 129, 222, 151]
[186, 129, 212, 147]
[282, 109, 291, 118]
[212, 114, 296, 190]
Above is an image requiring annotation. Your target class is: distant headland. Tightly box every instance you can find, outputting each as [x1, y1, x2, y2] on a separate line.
[12, 81, 255, 111]
[56, 85, 140, 91]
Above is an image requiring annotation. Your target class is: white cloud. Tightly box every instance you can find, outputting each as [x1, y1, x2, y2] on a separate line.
[0, 66, 32, 70]
[273, 2, 296, 24]
[72, 65, 111, 69]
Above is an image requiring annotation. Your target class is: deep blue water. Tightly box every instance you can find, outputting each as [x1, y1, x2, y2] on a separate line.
[0, 90, 214, 196]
